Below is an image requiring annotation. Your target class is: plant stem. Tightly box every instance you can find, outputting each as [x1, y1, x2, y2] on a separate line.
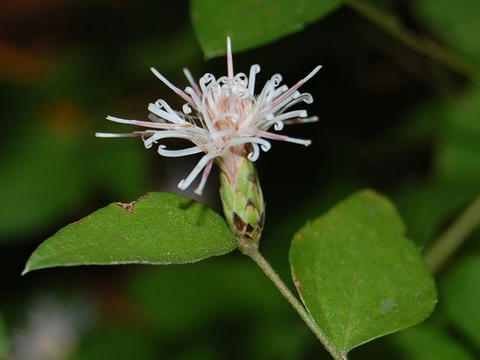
[245, 247, 347, 360]
[347, 0, 480, 79]
[425, 194, 480, 273]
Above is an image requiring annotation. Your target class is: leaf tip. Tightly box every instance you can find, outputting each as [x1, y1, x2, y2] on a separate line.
[21, 264, 31, 276]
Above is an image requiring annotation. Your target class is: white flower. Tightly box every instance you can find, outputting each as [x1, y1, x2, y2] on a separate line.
[97, 37, 321, 195]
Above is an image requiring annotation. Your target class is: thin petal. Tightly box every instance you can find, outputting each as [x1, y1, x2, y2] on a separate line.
[178, 153, 218, 190]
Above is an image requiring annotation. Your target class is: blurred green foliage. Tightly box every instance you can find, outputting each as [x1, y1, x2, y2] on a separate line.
[0, 313, 6, 359]
[70, 325, 157, 360]
[0, 124, 87, 239]
[442, 255, 480, 349]
[415, 0, 480, 66]
[390, 325, 474, 360]
[191, 0, 346, 57]
[435, 84, 480, 183]
[126, 259, 314, 359]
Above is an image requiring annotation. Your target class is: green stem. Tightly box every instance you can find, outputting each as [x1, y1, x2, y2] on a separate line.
[347, 0, 480, 79]
[425, 194, 480, 273]
[245, 247, 347, 360]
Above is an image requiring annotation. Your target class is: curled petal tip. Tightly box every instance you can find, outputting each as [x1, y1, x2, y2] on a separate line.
[177, 180, 187, 190]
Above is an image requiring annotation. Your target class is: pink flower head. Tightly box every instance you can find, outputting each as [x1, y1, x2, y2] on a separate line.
[97, 37, 321, 195]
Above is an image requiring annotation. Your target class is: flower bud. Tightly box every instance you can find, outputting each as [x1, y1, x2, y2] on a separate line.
[219, 155, 265, 252]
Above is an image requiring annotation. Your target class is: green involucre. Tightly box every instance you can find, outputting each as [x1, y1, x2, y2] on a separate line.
[219, 157, 265, 248]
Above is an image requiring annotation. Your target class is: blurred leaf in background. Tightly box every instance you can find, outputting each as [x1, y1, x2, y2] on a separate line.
[0, 111, 150, 242]
[128, 260, 289, 336]
[394, 82, 480, 248]
[390, 324, 474, 360]
[442, 255, 480, 350]
[0, 122, 87, 240]
[435, 84, 480, 184]
[394, 182, 475, 247]
[415, 0, 480, 67]
[0, 313, 7, 359]
[70, 325, 156, 360]
[191, 0, 346, 57]
[126, 258, 314, 359]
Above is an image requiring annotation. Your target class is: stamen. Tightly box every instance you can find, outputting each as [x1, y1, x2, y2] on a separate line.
[200, 92, 218, 135]
[248, 64, 260, 95]
[269, 65, 322, 109]
[184, 87, 203, 110]
[211, 129, 234, 140]
[106, 115, 189, 130]
[254, 130, 311, 146]
[247, 143, 260, 161]
[213, 112, 239, 124]
[194, 159, 213, 195]
[257, 76, 281, 105]
[260, 110, 307, 131]
[178, 153, 218, 190]
[148, 113, 165, 123]
[276, 93, 313, 114]
[274, 110, 308, 122]
[95, 131, 145, 138]
[183, 68, 202, 96]
[227, 36, 234, 79]
[150, 67, 194, 106]
[148, 103, 186, 124]
[199, 73, 216, 93]
[223, 137, 271, 152]
[143, 130, 197, 149]
[268, 85, 288, 102]
[157, 145, 203, 157]
[182, 104, 192, 114]
[283, 116, 319, 125]
[229, 89, 236, 117]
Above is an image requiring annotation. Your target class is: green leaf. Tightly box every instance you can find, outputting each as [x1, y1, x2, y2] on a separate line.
[442, 255, 480, 349]
[390, 324, 474, 360]
[191, 0, 346, 58]
[289, 190, 437, 354]
[435, 84, 480, 183]
[0, 314, 7, 358]
[415, 0, 480, 67]
[23, 192, 237, 274]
